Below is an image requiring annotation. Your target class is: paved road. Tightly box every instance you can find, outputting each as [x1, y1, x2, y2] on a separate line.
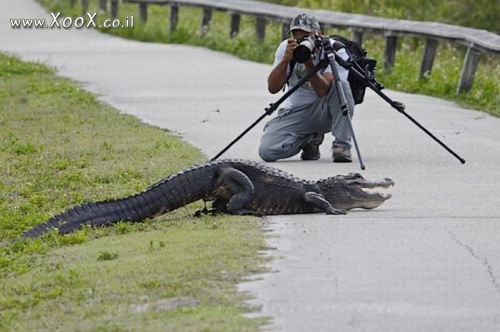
[3, 1, 500, 331]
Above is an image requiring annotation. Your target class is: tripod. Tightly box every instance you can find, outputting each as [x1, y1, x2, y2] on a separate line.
[320, 36, 365, 169]
[212, 36, 466, 166]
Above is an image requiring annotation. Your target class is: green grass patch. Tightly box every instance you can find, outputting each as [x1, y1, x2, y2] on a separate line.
[38, 0, 499, 117]
[0, 53, 269, 330]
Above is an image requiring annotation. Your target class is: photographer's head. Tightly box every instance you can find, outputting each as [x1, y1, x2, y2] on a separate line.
[288, 13, 323, 63]
[288, 13, 321, 40]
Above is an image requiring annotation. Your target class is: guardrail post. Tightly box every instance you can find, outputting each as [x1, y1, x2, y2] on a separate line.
[110, 0, 119, 19]
[99, 0, 107, 11]
[169, 3, 179, 34]
[256, 17, 267, 42]
[420, 38, 438, 77]
[383, 34, 398, 73]
[81, 0, 89, 14]
[139, 3, 148, 22]
[281, 21, 289, 40]
[201, 8, 212, 35]
[351, 29, 363, 46]
[230, 13, 240, 38]
[457, 47, 481, 93]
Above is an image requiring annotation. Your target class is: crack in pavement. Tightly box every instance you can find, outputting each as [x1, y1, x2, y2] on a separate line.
[447, 228, 500, 296]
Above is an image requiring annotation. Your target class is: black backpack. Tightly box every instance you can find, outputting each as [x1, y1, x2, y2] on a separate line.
[330, 34, 378, 105]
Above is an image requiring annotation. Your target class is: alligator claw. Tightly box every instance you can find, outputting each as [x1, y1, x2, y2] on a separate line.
[194, 207, 220, 217]
[326, 207, 346, 215]
[194, 208, 208, 217]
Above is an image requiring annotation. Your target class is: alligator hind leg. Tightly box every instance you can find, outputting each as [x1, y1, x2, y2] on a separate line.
[304, 192, 346, 215]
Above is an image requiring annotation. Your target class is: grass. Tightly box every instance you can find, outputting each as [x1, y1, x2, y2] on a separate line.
[0, 53, 269, 331]
[38, 0, 499, 117]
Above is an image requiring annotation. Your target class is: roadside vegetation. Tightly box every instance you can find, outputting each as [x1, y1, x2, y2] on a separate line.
[39, 0, 500, 117]
[0, 53, 268, 330]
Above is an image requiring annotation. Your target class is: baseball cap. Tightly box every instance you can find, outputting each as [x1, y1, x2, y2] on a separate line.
[288, 13, 321, 33]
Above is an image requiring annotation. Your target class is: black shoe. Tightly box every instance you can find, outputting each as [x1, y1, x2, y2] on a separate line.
[301, 133, 324, 160]
[332, 146, 352, 163]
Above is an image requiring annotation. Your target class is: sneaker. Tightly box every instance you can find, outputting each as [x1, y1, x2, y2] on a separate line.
[300, 133, 324, 160]
[332, 146, 352, 163]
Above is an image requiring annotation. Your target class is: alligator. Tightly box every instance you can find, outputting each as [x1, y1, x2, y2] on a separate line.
[21, 159, 394, 238]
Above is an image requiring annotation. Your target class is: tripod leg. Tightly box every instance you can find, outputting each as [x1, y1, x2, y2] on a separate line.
[211, 59, 329, 161]
[347, 63, 465, 164]
[334, 80, 365, 169]
[346, 116, 365, 169]
[328, 57, 365, 169]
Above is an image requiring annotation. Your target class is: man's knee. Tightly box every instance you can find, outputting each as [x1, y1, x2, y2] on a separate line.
[258, 145, 278, 162]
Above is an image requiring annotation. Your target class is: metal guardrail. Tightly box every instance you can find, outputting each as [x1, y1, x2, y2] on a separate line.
[78, 0, 500, 94]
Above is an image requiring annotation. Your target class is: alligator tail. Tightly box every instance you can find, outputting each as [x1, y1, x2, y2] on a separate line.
[22, 163, 217, 238]
[22, 188, 169, 238]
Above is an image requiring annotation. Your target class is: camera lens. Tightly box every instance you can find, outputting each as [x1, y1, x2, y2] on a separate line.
[293, 44, 313, 63]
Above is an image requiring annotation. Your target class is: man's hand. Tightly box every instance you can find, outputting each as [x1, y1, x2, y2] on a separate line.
[304, 54, 315, 70]
[283, 38, 298, 63]
[268, 38, 299, 94]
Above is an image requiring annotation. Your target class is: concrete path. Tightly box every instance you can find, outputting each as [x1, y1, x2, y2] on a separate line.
[3, 1, 500, 331]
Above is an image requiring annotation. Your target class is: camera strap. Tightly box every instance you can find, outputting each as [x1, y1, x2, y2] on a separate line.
[283, 59, 297, 92]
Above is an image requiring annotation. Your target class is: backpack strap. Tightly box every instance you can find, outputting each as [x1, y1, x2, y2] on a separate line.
[283, 59, 296, 92]
[332, 39, 346, 52]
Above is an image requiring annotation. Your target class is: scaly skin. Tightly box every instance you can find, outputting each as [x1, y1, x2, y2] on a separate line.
[22, 159, 394, 238]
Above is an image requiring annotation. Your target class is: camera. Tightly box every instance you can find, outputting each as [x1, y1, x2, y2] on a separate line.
[293, 35, 322, 63]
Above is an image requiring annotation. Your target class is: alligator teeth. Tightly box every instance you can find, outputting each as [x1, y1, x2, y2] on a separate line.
[360, 186, 393, 199]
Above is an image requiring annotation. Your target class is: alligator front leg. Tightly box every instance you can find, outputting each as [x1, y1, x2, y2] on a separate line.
[215, 167, 256, 215]
[304, 192, 346, 215]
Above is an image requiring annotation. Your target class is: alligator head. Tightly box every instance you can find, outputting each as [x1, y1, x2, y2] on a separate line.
[317, 173, 394, 211]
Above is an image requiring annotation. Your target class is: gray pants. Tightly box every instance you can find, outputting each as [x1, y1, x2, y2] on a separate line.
[259, 81, 355, 162]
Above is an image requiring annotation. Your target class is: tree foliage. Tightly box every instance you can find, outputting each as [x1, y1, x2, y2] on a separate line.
[266, 0, 498, 33]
